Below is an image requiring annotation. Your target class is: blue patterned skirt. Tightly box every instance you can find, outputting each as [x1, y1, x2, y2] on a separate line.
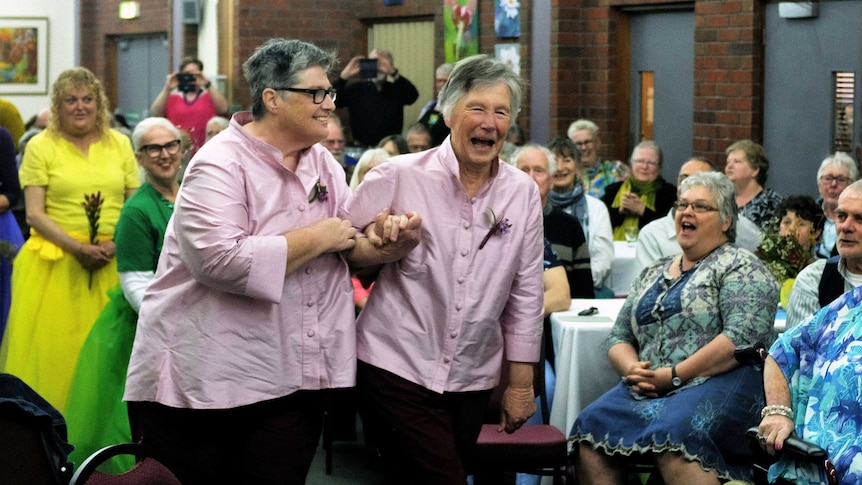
[570, 365, 763, 481]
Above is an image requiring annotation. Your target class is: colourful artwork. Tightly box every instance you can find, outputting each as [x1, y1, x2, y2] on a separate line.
[444, 0, 479, 63]
[0, 18, 48, 94]
[495, 0, 521, 38]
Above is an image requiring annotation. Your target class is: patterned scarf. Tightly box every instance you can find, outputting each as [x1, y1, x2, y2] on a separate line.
[548, 183, 589, 239]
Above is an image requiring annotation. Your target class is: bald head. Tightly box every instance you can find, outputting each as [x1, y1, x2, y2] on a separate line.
[677, 158, 715, 187]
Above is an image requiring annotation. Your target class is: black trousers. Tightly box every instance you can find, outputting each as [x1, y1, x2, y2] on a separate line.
[128, 391, 324, 485]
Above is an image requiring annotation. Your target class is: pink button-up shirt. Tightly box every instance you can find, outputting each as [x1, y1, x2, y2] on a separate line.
[342, 139, 545, 393]
[124, 112, 356, 409]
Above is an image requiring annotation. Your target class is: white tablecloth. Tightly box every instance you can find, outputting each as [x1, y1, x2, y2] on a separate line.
[549, 299, 625, 435]
[549, 299, 788, 437]
[607, 241, 637, 297]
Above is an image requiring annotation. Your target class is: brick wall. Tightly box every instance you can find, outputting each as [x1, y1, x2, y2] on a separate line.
[79, 0, 765, 167]
[550, 0, 765, 166]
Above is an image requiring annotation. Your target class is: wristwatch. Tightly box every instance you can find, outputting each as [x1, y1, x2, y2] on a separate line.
[671, 365, 682, 388]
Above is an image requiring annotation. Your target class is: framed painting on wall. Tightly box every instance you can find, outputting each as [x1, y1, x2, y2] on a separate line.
[0, 17, 49, 95]
[444, 0, 479, 63]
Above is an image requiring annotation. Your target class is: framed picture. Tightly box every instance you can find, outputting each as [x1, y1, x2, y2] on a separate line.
[0, 17, 49, 95]
[495, 43, 520, 75]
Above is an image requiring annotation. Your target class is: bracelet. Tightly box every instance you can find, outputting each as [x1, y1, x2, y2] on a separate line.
[761, 404, 794, 420]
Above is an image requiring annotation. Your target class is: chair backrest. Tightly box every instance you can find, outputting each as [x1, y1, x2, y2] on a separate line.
[69, 443, 181, 485]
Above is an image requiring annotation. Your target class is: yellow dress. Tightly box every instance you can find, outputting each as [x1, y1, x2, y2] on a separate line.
[0, 129, 139, 413]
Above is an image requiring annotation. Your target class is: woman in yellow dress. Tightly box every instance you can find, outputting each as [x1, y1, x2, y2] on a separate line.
[0, 67, 139, 413]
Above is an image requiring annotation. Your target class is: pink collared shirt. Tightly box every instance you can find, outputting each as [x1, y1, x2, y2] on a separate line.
[124, 112, 356, 409]
[342, 139, 545, 393]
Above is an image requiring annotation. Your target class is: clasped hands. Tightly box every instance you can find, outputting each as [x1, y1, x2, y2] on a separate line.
[365, 208, 422, 251]
[75, 240, 116, 271]
[620, 361, 673, 398]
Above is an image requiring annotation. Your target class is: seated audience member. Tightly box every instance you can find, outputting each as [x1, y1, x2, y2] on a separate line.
[785, 180, 862, 328]
[512, 144, 593, 299]
[567, 119, 629, 198]
[545, 137, 614, 296]
[18, 107, 51, 160]
[417, 62, 453, 147]
[377, 133, 407, 157]
[724, 139, 783, 227]
[758, 284, 862, 483]
[348, 148, 393, 312]
[404, 122, 431, 153]
[205, 116, 229, 144]
[506, 124, 525, 146]
[320, 113, 351, 182]
[756, 196, 822, 308]
[814, 152, 858, 258]
[635, 157, 763, 275]
[571, 172, 779, 485]
[602, 140, 676, 241]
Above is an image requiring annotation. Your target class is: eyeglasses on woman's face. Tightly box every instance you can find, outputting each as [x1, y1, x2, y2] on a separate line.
[139, 139, 182, 158]
[673, 200, 719, 213]
[272, 87, 337, 104]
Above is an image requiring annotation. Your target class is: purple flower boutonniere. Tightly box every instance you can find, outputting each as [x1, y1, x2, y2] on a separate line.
[479, 208, 511, 250]
[308, 178, 328, 203]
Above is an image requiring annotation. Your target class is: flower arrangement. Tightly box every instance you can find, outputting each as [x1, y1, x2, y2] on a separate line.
[755, 228, 814, 283]
[308, 178, 328, 203]
[81, 191, 104, 288]
[479, 208, 511, 250]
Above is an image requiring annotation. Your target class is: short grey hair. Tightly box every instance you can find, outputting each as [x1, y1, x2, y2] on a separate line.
[131, 117, 181, 152]
[630, 140, 663, 167]
[243, 38, 336, 119]
[436, 62, 455, 77]
[817, 152, 859, 182]
[566, 119, 599, 140]
[679, 171, 738, 243]
[509, 143, 557, 175]
[437, 54, 524, 128]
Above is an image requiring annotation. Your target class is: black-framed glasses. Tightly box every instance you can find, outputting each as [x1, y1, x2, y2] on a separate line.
[674, 201, 719, 213]
[272, 87, 337, 104]
[139, 140, 182, 158]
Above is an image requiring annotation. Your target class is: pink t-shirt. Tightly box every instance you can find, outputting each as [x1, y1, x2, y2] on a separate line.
[164, 91, 217, 153]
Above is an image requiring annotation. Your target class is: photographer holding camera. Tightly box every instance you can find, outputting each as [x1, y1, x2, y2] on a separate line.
[334, 49, 418, 147]
[151, 58, 229, 155]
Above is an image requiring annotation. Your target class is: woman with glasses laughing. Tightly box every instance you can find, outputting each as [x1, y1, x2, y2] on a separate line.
[572, 172, 778, 485]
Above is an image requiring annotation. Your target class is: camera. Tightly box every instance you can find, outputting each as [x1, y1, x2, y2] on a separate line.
[177, 73, 198, 93]
[359, 58, 378, 80]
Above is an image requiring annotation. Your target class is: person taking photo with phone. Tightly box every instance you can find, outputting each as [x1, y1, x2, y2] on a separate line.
[151, 57, 229, 155]
[334, 49, 419, 147]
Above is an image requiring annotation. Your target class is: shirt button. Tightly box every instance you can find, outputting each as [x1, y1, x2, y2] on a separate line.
[443, 357, 451, 363]
[298, 204, 306, 211]
[461, 249, 468, 257]
[463, 222, 470, 229]
[307, 300, 314, 307]
[455, 304, 462, 311]
[457, 277, 465, 284]
[450, 331, 458, 338]
[307, 329, 315, 337]
[305, 267, 313, 274]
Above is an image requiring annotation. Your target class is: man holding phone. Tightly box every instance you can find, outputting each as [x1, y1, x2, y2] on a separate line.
[334, 49, 419, 147]
[150, 58, 229, 155]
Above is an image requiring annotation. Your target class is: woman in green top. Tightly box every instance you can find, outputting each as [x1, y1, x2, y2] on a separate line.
[64, 117, 182, 471]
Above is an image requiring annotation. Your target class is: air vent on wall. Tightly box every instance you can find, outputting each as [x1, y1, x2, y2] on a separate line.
[182, 0, 201, 25]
